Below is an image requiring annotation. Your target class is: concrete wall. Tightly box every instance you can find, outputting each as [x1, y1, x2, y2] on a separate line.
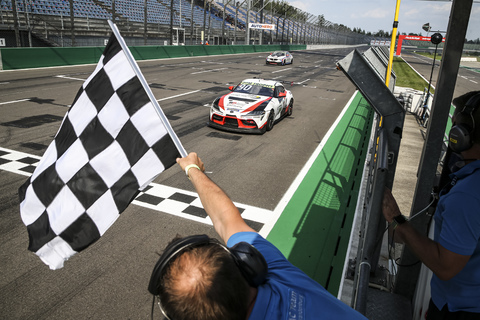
[0, 44, 306, 70]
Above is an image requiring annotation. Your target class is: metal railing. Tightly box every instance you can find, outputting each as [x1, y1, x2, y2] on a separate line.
[0, 0, 375, 47]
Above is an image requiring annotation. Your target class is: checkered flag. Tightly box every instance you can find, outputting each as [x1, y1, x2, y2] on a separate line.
[18, 22, 185, 270]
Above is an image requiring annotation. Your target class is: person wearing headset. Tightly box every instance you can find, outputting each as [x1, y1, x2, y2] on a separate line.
[148, 152, 368, 320]
[382, 91, 480, 320]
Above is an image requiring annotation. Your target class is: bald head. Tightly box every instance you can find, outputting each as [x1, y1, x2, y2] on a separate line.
[159, 244, 251, 320]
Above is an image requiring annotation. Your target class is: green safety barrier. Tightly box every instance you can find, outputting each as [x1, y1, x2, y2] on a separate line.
[0, 44, 305, 70]
[266, 92, 375, 296]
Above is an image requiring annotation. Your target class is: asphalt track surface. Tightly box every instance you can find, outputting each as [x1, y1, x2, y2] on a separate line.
[399, 50, 479, 96]
[2, 47, 477, 320]
[0, 47, 364, 319]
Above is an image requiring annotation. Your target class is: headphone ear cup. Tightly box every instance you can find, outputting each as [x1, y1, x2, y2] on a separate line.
[449, 123, 472, 153]
[230, 242, 268, 287]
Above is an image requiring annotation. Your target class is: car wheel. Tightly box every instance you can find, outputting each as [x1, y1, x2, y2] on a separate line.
[266, 111, 275, 131]
[287, 100, 293, 116]
[290, 58, 293, 65]
[282, 60, 285, 66]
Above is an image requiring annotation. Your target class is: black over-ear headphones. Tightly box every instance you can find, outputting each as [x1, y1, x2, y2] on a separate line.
[449, 93, 480, 153]
[147, 234, 268, 319]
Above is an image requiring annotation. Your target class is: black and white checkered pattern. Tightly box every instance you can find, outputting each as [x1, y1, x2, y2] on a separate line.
[0, 147, 270, 232]
[17, 33, 180, 269]
[0, 147, 40, 176]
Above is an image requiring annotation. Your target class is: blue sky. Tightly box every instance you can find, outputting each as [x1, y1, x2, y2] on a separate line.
[284, 0, 480, 41]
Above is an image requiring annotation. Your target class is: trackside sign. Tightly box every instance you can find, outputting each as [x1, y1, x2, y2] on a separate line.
[249, 23, 276, 30]
[395, 34, 446, 55]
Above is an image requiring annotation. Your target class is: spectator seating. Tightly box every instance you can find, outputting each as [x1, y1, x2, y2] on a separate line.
[0, 0, 237, 29]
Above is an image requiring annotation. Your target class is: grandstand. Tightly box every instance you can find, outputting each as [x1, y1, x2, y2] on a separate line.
[0, 0, 373, 47]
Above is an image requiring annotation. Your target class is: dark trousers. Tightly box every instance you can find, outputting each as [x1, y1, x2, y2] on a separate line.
[427, 299, 480, 320]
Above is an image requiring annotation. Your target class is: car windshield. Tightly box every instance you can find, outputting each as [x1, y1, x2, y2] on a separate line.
[272, 51, 285, 57]
[234, 82, 275, 96]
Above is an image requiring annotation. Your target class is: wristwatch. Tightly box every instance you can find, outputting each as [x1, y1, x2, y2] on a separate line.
[390, 215, 408, 229]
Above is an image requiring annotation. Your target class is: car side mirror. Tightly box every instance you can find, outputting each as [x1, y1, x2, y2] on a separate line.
[278, 92, 287, 98]
[229, 86, 234, 91]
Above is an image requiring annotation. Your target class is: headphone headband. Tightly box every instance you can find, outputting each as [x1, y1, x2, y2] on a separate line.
[148, 234, 268, 320]
[148, 234, 214, 296]
[462, 92, 480, 115]
[148, 234, 268, 293]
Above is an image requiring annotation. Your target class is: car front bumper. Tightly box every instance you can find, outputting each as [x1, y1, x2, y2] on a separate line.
[208, 113, 266, 134]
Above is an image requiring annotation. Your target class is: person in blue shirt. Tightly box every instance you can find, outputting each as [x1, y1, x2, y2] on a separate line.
[149, 152, 367, 319]
[382, 91, 480, 319]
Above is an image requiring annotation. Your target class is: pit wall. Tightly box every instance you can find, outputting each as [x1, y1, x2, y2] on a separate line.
[0, 44, 306, 70]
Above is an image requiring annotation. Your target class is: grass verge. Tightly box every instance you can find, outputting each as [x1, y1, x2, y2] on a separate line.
[392, 57, 433, 93]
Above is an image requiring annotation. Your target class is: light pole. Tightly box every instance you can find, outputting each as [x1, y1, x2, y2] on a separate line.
[421, 32, 444, 124]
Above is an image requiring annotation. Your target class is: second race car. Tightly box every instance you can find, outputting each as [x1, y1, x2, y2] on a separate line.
[266, 51, 293, 65]
[208, 78, 294, 134]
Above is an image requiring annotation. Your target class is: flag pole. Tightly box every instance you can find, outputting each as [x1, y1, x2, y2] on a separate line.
[107, 20, 188, 158]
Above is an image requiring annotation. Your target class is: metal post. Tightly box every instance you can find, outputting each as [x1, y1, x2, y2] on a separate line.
[234, 3, 238, 44]
[24, 0, 32, 47]
[259, 0, 263, 45]
[12, 0, 21, 47]
[385, 0, 401, 87]
[246, 0, 250, 45]
[144, 0, 148, 45]
[222, 0, 225, 44]
[395, 0, 474, 299]
[208, 1, 211, 42]
[203, 0, 206, 39]
[170, 0, 174, 45]
[354, 129, 389, 315]
[190, 0, 194, 44]
[69, 0, 75, 46]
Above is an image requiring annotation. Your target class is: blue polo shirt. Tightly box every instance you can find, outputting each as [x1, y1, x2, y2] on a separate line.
[431, 160, 480, 312]
[227, 232, 367, 320]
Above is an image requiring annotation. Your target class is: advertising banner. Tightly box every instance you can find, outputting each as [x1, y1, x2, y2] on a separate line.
[249, 23, 276, 30]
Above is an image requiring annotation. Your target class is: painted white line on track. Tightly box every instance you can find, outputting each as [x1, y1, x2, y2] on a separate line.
[0, 88, 200, 106]
[190, 67, 228, 75]
[0, 146, 273, 227]
[156, 90, 201, 101]
[271, 68, 292, 74]
[297, 78, 310, 85]
[0, 98, 31, 106]
[56, 75, 86, 81]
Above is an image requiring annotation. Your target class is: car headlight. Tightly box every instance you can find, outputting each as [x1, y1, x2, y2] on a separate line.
[246, 110, 266, 116]
[212, 98, 221, 112]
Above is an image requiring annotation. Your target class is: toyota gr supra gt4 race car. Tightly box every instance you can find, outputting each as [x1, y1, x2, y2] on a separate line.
[266, 51, 293, 65]
[208, 79, 294, 134]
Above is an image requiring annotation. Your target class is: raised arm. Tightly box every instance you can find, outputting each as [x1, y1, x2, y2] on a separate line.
[176, 152, 255, 243]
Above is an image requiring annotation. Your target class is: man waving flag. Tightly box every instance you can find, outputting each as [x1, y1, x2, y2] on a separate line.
[18, 21, 186, 270]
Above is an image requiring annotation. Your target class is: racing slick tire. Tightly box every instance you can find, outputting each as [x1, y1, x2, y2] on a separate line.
[266, 111, 275, 131]
[287, 100, 294, 116]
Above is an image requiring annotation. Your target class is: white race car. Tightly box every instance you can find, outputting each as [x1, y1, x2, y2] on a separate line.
[208, 79, 294, 134]
[266, 51, 293, 65]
